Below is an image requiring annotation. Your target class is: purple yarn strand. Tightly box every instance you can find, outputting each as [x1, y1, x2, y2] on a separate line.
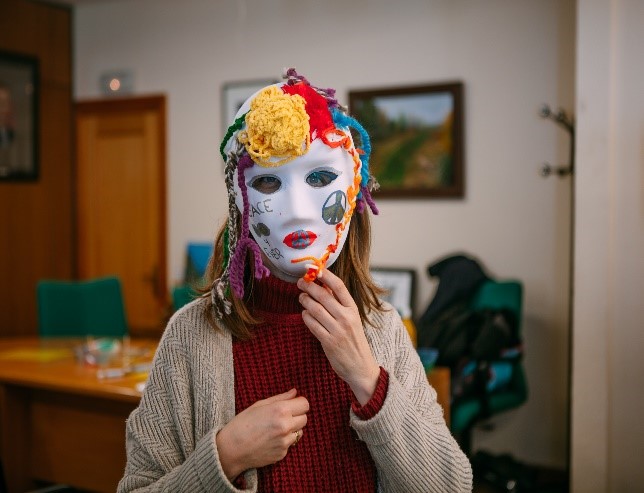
[285, 68, 340, 109]
[355, 197, 366, 214]
[228, 155, 269, 298]
[361, 186, 379, 215]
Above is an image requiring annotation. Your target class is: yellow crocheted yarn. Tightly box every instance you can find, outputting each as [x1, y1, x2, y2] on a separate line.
[239, 86, 310, 167]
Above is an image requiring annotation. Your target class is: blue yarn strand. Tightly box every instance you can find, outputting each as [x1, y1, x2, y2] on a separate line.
[331, 109, 372, 187]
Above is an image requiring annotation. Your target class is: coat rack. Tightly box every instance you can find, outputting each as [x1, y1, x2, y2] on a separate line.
[539, 102, 575, 484]
[539, 104, 575, 178]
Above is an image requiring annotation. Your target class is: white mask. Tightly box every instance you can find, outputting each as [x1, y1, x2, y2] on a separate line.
[234, 139, 357, 282]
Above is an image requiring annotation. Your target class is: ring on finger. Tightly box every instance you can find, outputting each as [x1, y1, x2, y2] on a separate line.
[292, 429, 302, 446]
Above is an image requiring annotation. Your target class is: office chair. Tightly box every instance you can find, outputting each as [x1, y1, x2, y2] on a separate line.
[171, 284, 198, 311]
[185, 242, 212, 284]
[29, 279, 125, 493]
[36, 277, 128, 338]
[450, 279, 528, 455]
[170, 242, 212, 312]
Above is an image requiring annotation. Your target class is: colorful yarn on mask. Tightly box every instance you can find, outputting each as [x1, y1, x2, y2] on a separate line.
[214, 68, 380, 311]
[227, 154, 270, 298]
[238, 86, 310, 167]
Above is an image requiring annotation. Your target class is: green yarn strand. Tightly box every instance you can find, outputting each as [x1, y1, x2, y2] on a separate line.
[219, 113, 247, 161]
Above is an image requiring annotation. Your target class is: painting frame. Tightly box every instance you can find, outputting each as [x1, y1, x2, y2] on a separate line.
[349, 82, 464, 198]
[221, 78, 279, 137]
[370, 267, 417, 319]
[0, 50, 39, 181]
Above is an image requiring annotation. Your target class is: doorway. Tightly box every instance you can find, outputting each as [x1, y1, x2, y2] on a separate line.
[75, 96, 167, 337]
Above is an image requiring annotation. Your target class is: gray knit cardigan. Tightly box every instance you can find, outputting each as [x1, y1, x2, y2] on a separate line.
[117, 298, 472, 492]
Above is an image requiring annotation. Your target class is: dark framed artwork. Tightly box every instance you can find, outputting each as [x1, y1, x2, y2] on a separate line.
[349, 82, 464, 198]
[0, 50, 39, 181]
[370, 267, 417, 319]
[221, 79, 279, 135]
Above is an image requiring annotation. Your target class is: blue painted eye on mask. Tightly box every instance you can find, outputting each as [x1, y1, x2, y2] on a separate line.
[322, 190, 347, 225]
[306, 169, 338, 188]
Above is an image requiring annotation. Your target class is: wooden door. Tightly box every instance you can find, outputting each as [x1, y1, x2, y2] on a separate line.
[76, 96, 166, 337]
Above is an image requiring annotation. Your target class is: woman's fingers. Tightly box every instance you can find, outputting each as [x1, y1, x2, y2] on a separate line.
[216, 390, 310, 478]
[302, 309, 334, 341]
[316, 268, 355, 307]
[287, 395, 310, 417]
[298, 278, 340, 315]
[250, 388, 297, 408]
[291, 429, 303, 447]
[297, 270, 381, 406]
[298, 275, 356, 323]
[291, 414, 308, 434]
[252, 390, 309, 418]
[300, 294, 337, 333]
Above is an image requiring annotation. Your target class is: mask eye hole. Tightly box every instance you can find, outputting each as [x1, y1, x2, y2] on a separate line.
[306, 169, 338, 188]
[250, 175, 282, 194]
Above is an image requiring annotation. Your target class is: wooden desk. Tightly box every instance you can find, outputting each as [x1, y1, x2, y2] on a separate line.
[0, 338, 451, 493]
[0, 338, 157, 493]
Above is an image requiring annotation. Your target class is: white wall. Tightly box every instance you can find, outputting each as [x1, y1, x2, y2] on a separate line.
[572, 0, 644, 491]
[74, 0, 575, 468]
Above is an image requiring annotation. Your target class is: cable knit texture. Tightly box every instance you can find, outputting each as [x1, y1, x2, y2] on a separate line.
[233, 275, 379, 491]
[117, 285, 472, 492]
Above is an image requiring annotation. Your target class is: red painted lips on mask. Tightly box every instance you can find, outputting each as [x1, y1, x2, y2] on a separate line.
[283, 230, 317, 249]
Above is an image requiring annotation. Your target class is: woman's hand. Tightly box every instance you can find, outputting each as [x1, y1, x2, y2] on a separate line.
[215, 389, 309, 481]
[297, 269, 380, 406]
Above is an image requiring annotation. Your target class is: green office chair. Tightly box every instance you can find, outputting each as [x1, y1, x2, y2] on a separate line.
[36, 277, 128, 338]
[171, 284, 199, 311]
[450, 279, 528, 454]
[170, 242, 212, 312]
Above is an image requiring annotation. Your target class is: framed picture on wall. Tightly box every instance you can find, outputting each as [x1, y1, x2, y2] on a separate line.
[0, 50, 39, 181]
[370, 267, 417, 319]
[221, 78, 279, 137]
[349, 82, 464, 198]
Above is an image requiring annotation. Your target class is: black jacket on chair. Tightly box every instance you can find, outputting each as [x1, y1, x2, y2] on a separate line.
[417, 254, 489, 348]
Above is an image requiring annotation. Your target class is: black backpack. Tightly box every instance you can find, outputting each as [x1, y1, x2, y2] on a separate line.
[420, 300, 522, 410]
[422, 301, 519, 368]
[417, 254, 523, 409]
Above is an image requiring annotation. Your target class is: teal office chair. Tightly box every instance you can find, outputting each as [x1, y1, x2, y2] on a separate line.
[171, 284, 198, 311]
[450, 279, 528, 454]
[171, 242, 212, 312]
[36, 277, 128, 338]
[185, 242, 212, 284]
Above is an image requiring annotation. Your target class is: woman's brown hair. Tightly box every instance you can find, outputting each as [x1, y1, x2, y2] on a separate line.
[202, 210, 386, 339]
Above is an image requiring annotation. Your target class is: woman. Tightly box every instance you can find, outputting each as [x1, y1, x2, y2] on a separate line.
[118, 69, 472, 492]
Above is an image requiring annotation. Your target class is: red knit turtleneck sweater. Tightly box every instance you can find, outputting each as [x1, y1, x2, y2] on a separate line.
[232, 275, 388, 492]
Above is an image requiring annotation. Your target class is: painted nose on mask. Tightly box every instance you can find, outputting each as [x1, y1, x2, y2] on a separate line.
[280, 188, 320, 227]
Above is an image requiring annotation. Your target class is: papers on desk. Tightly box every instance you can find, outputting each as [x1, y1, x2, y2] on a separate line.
[74, 336, 153, 383]
[0, 348, 72, 363]
[96, 362, 152, 380]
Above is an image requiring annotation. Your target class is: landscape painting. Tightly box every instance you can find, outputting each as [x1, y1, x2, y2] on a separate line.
[349, 82, 464, 198]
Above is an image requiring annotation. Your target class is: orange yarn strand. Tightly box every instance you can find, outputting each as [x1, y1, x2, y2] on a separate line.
[292, 145, 363, 281]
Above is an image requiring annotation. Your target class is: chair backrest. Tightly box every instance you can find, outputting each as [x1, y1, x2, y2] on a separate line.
[470, 280, 523, 336]
[37, 277, 128, 338]
[171, 285, 197, 312]
[472, 279, 527, 400]
[451, 279, 527, 439]
[185, 242, 213, 284]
